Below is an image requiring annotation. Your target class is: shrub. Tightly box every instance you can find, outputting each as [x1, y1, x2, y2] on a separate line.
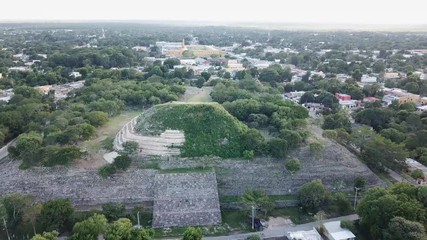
[243, 150, 254, 160]
[112, 155, 132, 170]
[309, 142, 324, 157]
[98, 165, 117, 178]
[411, 169, 424, 179]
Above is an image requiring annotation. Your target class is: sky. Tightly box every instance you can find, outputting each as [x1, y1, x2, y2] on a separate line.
[1, 0, 427, 25]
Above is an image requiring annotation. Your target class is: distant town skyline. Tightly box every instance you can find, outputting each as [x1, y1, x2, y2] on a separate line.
[1, 0, 427, 25]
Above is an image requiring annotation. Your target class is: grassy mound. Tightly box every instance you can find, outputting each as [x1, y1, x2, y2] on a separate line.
[135, 103, 248, 158]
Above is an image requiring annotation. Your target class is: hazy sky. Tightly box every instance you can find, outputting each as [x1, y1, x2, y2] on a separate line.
[1, 0, 427, 25]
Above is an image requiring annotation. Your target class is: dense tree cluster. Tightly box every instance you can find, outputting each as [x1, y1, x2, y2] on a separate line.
[211, 78, 308, 158]
[354, 101, 427, 167]
[357, 183, 427, 239]
[1, 73, 184, 167]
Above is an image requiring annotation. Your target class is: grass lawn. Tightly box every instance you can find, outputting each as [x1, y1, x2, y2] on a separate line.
[221, 209, 251, 230]
[270, 207, 314, 224]
[182, 86, 213, 103]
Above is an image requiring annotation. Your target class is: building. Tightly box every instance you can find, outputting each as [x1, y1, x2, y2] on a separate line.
[0, 73, 2, 79]
[361, 75, 377, 83]
[335, 93, 351, 101]
[339, 100, 357, 110]
[69, 71, 82, 78]
[35, 85, 53, 95]
[383, 72, 400, 81]
[288, 228, 322, 240]
[363, 97, 380, 103]
[225, 60, 245, 73]
[323, 221, 355, 240]
[164, 40, 225, 58]
[8, 66, 30, 72]
[417, 106, 427, 112]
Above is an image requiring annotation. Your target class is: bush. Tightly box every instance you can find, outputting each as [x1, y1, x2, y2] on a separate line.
[102, 203, 126, 222]
[411, 169, 424, 179]
[98, 165, 117, 178]
[243, 150, 254, 160]
[112, 155, 132, 170]
[340, 220, 356, 233]
[285, 157, 301, 174]
[309, 142, 324, 157]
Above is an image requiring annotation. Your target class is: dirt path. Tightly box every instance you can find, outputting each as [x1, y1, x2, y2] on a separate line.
[74, 111, 142, 168]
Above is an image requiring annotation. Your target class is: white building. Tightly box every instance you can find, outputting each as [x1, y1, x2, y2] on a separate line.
[69, 72, 82, 78]
[8, 66, 30, 72]
[339, 100, 357, 110]
[0, 73, 2, 79]
[288, 228, 322, 240]
[361, 75, 377, 83]
[323, 221, 355, 240]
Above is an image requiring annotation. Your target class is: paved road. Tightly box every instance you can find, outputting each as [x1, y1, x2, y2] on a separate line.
[204, 214, 359, 240]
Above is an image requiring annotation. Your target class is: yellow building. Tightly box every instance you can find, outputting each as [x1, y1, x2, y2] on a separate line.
[398, 93, 420, 104]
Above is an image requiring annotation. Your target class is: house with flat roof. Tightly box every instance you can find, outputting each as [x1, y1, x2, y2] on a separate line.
[288, 228, 322, 240]
[323, 221, 355, 240]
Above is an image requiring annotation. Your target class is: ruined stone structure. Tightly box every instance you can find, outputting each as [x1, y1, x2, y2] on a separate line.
[114, 117, 185, 156]
[152, 172, 222, 228]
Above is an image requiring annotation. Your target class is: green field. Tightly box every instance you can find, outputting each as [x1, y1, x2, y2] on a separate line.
[135, 103, 249, 158]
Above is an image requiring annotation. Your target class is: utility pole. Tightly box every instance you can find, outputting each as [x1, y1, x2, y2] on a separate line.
[2, 217, 10, 240]
[251, 205, 255, 230]
[137, 211, 141, 228]
[354, 187, 361, 210]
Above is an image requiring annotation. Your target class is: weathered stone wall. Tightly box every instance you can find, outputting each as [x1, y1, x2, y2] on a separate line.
[0, 160, 156, 207]
[152, 172, 222, 228]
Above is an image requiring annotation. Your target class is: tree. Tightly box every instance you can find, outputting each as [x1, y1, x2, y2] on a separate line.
[31, 231, 59, 240]
[39, 199, 74, 232]
[130, 227, 154, 240]
[241, 189, 274, 217]
[22, 203, 42, 235]
[105, 218, 132, 240]
[297, 180, 327, 212]
[102, 203, 125, 222]
[331, 193, 353, 215]
[383, 217, 426, 240]
[353, 177, 366, 189]
[163, 58, 181, 69]
[268, 138, 288, 158]
[1, 194, 35, 231]
[357, 186, 426, 239]
[361, 135, 407, 172]
[0, 202, 10, 240]
[121, 141, 139, 156]
[195, 77, 205, 88]
[182, 227, 203, 240]
[285, 158, 301, 174]
[322, 112, 351, 132]
[112, 155, 132, 170]
[85, 111, 109, 127]
[201, 72, 211, 81]
[71, 214, 108, 240]
[259, 68, 280, 84]
[8, 131, 42, 167]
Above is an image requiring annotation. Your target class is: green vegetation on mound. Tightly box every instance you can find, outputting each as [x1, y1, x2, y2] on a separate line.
[135, 103, 249, 158]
